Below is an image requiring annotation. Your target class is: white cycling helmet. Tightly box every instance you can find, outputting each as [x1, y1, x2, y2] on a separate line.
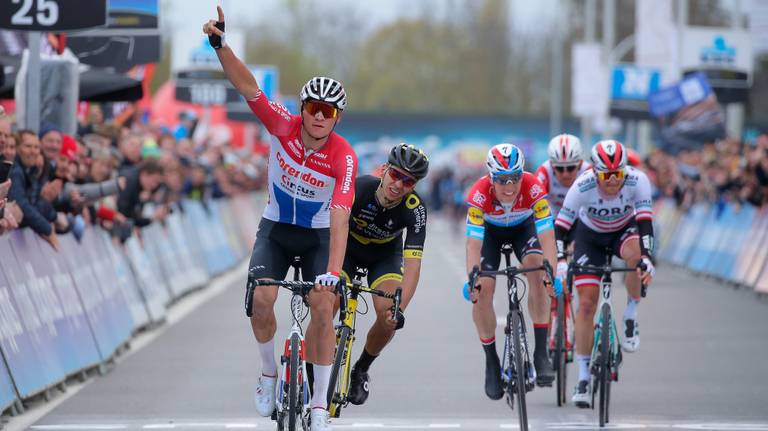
[300, 76, 347, 111]
[591, 140, 627, 171]
[547, 134, 583, 166]
[486, 143, 525, 176]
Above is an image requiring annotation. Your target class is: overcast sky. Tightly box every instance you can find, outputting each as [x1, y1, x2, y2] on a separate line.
[161, 0, 559, 38]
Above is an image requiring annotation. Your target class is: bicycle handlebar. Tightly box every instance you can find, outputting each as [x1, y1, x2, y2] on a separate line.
[569, 262, 648, 298]
[467, 263, 554, 304]
[245, 276, 347, 317]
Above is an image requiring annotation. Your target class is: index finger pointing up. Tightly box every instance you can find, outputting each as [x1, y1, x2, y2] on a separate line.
[217, 5, 225, 22]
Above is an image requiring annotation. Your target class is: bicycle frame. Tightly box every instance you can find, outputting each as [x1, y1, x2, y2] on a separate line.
[328, 268, 401, 418]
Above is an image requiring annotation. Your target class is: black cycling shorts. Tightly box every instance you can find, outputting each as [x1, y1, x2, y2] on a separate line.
[480, 217, 542, 276]
[342, 238, 403, 290]
[571, 220, 639, 275]
[248, 218, 329, 282]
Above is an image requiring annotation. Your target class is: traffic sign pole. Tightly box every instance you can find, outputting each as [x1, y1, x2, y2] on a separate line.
[25, 32, 41, 133]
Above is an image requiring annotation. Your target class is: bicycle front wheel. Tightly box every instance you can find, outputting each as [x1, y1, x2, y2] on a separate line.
[510, 311, 529, 431]
[328, 326, 351, 417]
[555, 296, 567, 407]
[288, 334, 301, 431]
[598, 303, 611, 427]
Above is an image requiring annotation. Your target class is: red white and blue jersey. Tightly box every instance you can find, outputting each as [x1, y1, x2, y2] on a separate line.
[555, 166, 654, 233]
[465, 173, 554, 239]
[247, 91, 357, 228]
[535, 160, 591, 217]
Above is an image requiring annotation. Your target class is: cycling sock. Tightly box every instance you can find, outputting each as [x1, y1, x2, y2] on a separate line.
[576, 354, 590, 382]
[310, 364, 332, 409]
[533, 325, 549, 358]
[624, 296, 641, 321]
[481, 337, 499, 365]
[355, 348, 378, 373]
[258, 338, 277, 377]
[306, 362, 315, 394]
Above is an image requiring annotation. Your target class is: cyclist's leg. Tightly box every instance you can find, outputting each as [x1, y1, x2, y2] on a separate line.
[511, 221, 553, 385]
[349, 253, 404, 405]
[248, 219, 292, 372]
[476, 229, 504, 399]
[615, 223, 642, 352]
[362, 250, 406, 356]
[571, 224, 606, 390]
[248, 219, 292, 416]
[301, 227, 336, 410]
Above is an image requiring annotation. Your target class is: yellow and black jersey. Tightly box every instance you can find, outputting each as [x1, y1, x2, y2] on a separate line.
[348, 175, 427, 259]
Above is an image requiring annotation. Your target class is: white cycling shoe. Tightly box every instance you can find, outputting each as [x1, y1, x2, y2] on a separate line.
[621, 319, 640, 353]
[254, 375, 276, 417]
[571, 379, 591, 408]
[310, 408, 332, 431]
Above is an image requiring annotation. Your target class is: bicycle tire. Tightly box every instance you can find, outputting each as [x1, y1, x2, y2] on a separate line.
[555, 296, 566, 407]
[598, 303, 610, 427]
[288, 334, 301, 431]
[511, 311, 529, 431]
[328, 326, 351, 417]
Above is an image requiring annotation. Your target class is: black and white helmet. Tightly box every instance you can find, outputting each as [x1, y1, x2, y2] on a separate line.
[300, 76, 347, 111]
[388, 143, 430, 180]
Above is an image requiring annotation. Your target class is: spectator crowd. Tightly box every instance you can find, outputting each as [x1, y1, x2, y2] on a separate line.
[0, 105, 267, 247]
[643, 133, 768, 210]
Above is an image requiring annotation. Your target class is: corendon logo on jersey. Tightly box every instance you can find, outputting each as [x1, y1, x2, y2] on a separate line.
[341, 155, 354, 194]
[276, 151, 327, 188]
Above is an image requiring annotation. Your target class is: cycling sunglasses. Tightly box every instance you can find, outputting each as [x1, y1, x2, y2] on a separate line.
[596, 169, 625, 182]
[387, 167, 417, 187]
[554, 165, 579, 173]
[303, 101, 338, 119]
[492, 172, 523, 185]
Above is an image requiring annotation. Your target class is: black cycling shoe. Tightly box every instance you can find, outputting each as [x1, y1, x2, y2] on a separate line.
[484, 361, 504, 400]
[348, 366, 370, 405]
[534, 354, 555, 387]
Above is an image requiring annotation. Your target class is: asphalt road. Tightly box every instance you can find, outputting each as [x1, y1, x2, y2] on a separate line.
[19, 217, 768, 431]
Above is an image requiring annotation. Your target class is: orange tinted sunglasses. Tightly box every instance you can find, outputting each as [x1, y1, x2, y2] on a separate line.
[596, 169, 625, 181]
[303, 101, 338, 119]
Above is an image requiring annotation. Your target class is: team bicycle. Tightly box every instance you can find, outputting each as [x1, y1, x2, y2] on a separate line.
[203, 6, 654, 430]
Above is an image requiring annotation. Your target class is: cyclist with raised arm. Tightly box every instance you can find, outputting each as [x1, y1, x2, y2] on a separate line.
[553, 140, 655, 408]
[203, 8, 357, 430]
[342, 143, 429, 405]
[465, 143, 559, 400]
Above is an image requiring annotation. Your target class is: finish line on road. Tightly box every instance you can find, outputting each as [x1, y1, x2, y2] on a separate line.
[28, 420, 768, 430]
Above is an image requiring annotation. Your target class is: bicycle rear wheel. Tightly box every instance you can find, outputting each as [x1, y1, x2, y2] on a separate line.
[288, 334, 301, 431]
[510, 311, 529, 431]
[555, 296, 567, 407]
[598, 303, 611, 427]
[328, 326, 351, 417]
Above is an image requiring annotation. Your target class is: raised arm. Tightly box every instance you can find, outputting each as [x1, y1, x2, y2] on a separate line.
[203, 6, 260, 100]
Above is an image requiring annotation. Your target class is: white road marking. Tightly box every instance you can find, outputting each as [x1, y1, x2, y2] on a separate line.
[24, 420, 768, 430]
[30, 426, 128, 430]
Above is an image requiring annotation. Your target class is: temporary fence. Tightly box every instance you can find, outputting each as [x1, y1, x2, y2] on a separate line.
[0, 194, 263, 415]
[655, 198, 768, 294]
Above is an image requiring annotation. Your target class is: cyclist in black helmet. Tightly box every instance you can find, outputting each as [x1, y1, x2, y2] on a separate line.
[343, 143, 429, 406]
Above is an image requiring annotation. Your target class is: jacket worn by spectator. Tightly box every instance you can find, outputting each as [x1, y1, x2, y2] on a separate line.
[117, 163, 163, 228]
[8, 157, 56, 236]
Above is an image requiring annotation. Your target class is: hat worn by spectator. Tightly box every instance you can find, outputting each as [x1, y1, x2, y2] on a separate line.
[39, 122, 62, 139]
[60, 134, 78, 161]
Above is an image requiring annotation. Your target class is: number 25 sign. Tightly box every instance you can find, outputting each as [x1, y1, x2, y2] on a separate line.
[1, 0, 106, 31]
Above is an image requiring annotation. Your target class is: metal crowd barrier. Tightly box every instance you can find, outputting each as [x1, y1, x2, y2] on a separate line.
[655, 198, 768, 294]
[0, 194, 262, 416]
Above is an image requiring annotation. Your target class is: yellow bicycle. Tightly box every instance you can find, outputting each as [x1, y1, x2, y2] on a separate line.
[326, 267, 402, 418]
